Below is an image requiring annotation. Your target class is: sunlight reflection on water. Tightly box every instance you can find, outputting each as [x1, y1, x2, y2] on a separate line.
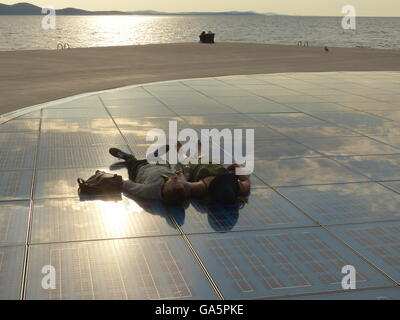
[1, 15, 400, 50]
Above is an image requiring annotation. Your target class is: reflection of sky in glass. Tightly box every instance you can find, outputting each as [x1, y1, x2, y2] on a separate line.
[279, 183, 400, 224]
[96, 199, 141, 235]
[255, 157, 368, 186]
[31, 197, 174, 243]
[0, 201, 29, 244]
[335, 155, 400, 180]
[41, 119, 117, 132]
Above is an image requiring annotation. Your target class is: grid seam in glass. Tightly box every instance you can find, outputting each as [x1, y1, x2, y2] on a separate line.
[20, 107, 43, 300]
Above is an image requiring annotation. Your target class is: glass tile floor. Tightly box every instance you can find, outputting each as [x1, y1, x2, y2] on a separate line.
[0, 72, 399, 299]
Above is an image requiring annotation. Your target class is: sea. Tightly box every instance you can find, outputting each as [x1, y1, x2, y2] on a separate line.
[0, 15, 399, 51]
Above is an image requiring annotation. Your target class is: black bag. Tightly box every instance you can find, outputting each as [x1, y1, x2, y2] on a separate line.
[77, 170, 123, 196]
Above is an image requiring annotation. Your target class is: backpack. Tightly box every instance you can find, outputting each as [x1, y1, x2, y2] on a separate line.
[77, 170, 123, 197]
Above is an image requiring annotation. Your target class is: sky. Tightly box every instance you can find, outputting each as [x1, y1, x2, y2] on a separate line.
[3, 0, 400, 16]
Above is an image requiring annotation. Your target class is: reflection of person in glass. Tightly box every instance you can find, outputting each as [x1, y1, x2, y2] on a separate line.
[207, 203, 242, 232]
[188, 199, 242, 232]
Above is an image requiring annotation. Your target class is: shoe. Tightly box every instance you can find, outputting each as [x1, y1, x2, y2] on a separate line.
[109, 148, 134, 161]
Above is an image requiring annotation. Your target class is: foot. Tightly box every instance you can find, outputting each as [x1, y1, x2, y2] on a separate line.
[109, 148, 135, 161]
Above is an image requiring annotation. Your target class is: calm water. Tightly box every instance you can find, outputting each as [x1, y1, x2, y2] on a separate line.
[0, 15, 399, 51]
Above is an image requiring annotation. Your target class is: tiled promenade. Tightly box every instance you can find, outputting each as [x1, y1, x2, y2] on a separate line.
[0, 72, 399, 299]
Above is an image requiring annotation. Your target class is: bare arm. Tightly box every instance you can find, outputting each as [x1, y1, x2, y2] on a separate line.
[175, 169, 188, 182]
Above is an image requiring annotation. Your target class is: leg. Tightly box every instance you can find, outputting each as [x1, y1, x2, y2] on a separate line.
[109, 147, 136, 161]
[126, 159, 148, 181]
[110, 146, 169, 160]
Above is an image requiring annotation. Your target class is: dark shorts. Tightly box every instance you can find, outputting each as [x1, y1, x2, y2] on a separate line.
[126, 159, 148, 181]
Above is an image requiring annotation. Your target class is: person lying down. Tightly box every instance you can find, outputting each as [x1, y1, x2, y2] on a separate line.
[79, 145, 251, 206]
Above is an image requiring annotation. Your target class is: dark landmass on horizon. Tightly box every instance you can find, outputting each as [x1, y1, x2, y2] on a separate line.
[0, 2, 282, 15]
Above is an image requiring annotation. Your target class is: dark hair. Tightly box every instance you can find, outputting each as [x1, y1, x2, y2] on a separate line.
[209, 173, 240, 205]
[163, 183, 186, 206]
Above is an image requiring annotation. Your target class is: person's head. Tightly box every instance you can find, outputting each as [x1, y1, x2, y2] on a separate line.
[162, 175, 189, 206]
[208, 173, 240, 205]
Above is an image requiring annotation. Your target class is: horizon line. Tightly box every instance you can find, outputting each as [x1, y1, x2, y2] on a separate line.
[1, 3, 399, 17]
